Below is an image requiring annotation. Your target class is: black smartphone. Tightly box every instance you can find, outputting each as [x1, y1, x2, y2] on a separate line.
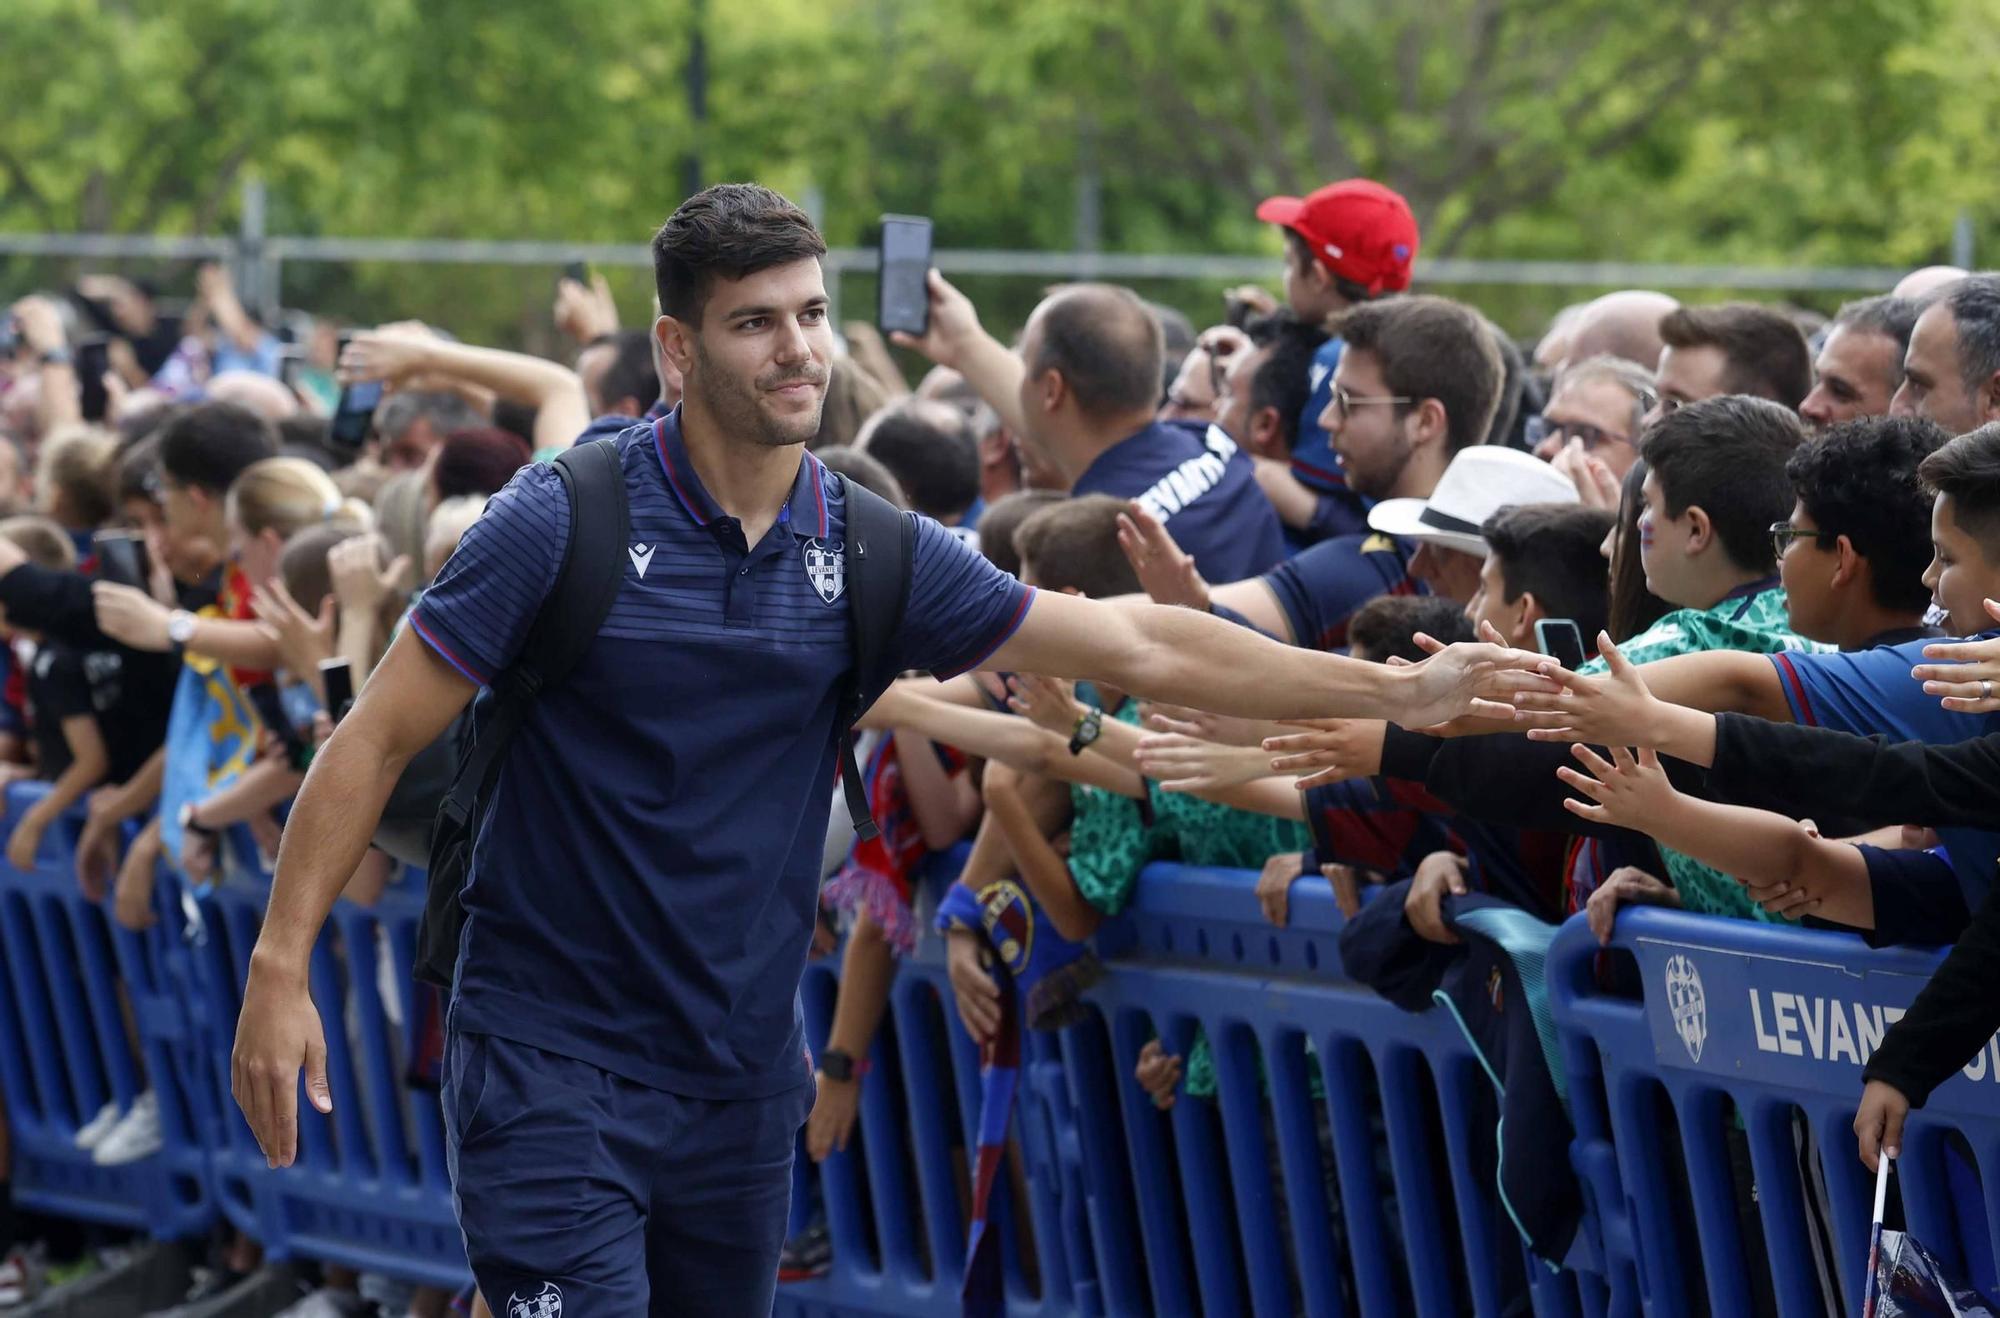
[277, 346, 306, 394]
[247, 681, 315, 772]
[75, 335, 111, 421]
[877, 214, 934, 337]
[329, 333, 383, 450]
[1534, 618, 1589, 671]
[319, 657, 355, 725]
[562, 260, 590, 288]
[92, 530, 150, 588]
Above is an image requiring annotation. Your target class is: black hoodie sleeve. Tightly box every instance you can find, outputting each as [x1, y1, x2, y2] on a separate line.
[0, 564, 111, 649]
[1706, 713, 2000, 830]
[1864, 882, 2000, 1107]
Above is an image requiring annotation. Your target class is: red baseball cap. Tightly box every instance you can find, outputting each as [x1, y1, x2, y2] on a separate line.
[1256, 179, 1419, 296]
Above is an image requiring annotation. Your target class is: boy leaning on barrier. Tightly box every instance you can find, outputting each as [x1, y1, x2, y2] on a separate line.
[1499, 607, 2000, 1172]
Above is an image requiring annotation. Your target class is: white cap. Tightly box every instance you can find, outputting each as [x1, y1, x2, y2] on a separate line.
[1367, 446, 1579, 556]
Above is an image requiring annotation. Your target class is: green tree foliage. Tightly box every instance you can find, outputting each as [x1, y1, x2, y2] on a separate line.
[1, 0, 1990, 342]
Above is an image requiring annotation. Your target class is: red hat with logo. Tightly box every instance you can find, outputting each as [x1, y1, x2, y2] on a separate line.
[1256, 179, 1419, 296]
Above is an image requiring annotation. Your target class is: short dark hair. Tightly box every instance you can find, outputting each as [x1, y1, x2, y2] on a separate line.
[1831, 294, 1921, 391]
[652, 184, 827, 327]
[1332, 295, 1503, 453]
[158, 401, 278, 496]
[860, 400, 982, 521]
[375, 391, 483, 446]
[117, 434, 162, 507]
[1245, 311, 1331, 453]
[1937, 275, 2000, 400]
[1283, 230, 1377, 305]
[973, 489, 1063, 579]
[1481, 503, 1617, 643]
[1657, 303, 1813, 408]
[1347, 594, 1475, 664]
[1148, 301, 1197, 402]
[433, 427, 533, 502]
[1025, 284, 1165, 420]
[1640, 395, 1805, 573]
[279, 522, 362, 613]
[276, 414, 340, 471]
[1014, 494, 1142, 599]
[1789, 417, 1946, 614]
[1919, 421, 2000, 554]
[590, 330, 661, 413]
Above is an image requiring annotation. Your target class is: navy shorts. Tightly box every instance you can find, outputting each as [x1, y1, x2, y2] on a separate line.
[444, 1029, 813, 1317]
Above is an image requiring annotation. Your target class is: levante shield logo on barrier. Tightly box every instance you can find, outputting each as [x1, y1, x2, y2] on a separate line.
[1663, 954, 1707, 1063]
[804, 538, 845, 604]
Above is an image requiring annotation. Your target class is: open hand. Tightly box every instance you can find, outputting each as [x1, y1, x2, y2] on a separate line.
[1263, 718, 1386, 789]
[1137, 729, 1273, 793]
[1006, 674, 1081, 738]
[1556, 744, 1676, 828]
[1911, 600, 2000, 712]
[1509, 633, 1666, 746]
[1115, 502, 1209, 611]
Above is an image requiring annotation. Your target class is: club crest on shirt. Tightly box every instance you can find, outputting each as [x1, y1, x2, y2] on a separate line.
[507, 1283, 562, 1318]
[804, 538, 845, 604]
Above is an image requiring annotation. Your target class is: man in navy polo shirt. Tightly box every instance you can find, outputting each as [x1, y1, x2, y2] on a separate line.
[894, 274, 1286, 582]
[232, 185, 1542, 1316]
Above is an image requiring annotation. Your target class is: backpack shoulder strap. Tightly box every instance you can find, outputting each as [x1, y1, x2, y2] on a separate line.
[439, 439, 630, 822]
[835, 472, 915, 841]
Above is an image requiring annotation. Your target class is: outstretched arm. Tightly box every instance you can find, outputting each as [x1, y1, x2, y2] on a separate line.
[985, 591, 1538, 730]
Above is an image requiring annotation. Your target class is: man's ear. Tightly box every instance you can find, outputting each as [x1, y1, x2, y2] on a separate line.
[1407, 397, 1450, 450]
[1036, 368, 1068, 416]
[656, 314, 696, 383]
[1247, 406, 1286, 460]
[1683, 505, 1714, 555]
[1513, 590, 1549, 647]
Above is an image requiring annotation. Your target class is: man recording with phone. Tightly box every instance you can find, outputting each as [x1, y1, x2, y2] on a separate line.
[228, 184, 1541, 1316]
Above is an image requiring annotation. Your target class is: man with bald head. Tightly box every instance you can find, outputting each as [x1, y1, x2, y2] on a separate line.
[899, 275, 1286, 580]
[1893, 265, 1970, 301]
[1893, 273, 2000, 436]
[206, 369, 300, 423]
[1558, 290, 1682, 374]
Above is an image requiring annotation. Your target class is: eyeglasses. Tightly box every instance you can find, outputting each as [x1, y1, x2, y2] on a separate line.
[1769, 522, 1834, 559]
[1525, 415, 1633, 452]
[1333, 384, 1415, 421]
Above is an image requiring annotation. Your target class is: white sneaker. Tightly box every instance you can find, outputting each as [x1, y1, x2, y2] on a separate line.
[0, 1249, 42, 1309]
[74, 1098, 122, 1151]
[91, 1089, 162, 1165]
[274, 1288, 372, 1317]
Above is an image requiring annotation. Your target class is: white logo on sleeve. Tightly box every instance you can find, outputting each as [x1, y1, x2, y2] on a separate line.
[804, 538, 845, 604]
[628, 543, 656, 578]
[1664, 954, 1708, 1063]
[507, 1283, 563, 1318]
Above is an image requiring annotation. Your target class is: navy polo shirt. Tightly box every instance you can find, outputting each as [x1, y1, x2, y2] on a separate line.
[1071, 420, 1286, 583]
[410, 414, 1034, 1099]
[1261, 530, 1421, 651]
[1770, 631, 2000, 903]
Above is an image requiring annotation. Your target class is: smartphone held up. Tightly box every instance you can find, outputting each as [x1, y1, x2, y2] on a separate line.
[877, 215, 933, 338]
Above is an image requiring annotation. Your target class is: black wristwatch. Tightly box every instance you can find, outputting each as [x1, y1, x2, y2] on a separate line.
[1068, 706, 1104, 756]
[179, 802, 218, 840]
[820, 1048, 869, 1084]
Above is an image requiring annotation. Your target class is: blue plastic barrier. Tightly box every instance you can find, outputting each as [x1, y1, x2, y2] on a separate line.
[172, 867, 466, 1290]
[0, 783, 214, 1240]
[1549, 906, 2000, 1317]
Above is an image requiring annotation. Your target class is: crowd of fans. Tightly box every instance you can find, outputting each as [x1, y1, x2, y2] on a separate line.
[4, 176, 2000, 1315]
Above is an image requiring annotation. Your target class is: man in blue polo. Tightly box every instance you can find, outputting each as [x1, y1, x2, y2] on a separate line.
[230, 185, 1541, 1316]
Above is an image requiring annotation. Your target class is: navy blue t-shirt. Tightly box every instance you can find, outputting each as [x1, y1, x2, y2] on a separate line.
[1289, 336, 1370, 543]
[1071, 420, 1285, 583]
[1261, 530, 1420, 651]
[1770, 632, 2000, 903]
[410, 414, 1035, 1098]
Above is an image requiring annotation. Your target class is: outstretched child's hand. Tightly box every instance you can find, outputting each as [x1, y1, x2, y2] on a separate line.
[1511, 635, 1668, 748]
[1134, 1040, 1182, 1111]
[1557, 744, 1677, 828]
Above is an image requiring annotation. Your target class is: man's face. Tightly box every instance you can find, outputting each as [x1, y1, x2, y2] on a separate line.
[1013, 312, 1061, 466]
[1536, 375, 1642, 479]
[1923, 494, 2000, 635]
[1641, 344, 1732, 429]
[1637, 470, 1702, 606]
[383, 417, 441, 472]
[575, 341, 616, 417]
[1409, 541, 1483, 604]
[1800, 325, 1902, 430]
[1318, 348, 1412, 501]
[1214, 342, 1272, 452]
[1774, 500, 1839, 643]
[1465, 551, 1531, 646]
[670, 258, 833, 450]
[1893, 305, 1985, 436]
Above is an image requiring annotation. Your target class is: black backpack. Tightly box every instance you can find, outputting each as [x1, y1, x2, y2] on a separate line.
[412, 438, 915, 988]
